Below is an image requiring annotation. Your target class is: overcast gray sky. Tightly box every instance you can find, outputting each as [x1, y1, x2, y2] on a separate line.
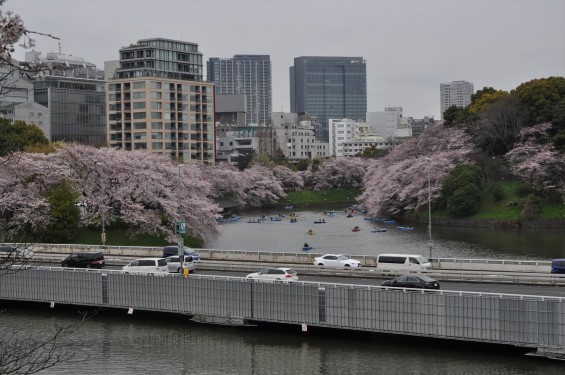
[9, 0, 565, 119]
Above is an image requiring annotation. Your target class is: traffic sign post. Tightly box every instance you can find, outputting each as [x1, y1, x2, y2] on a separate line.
[176, 221, 186, 235]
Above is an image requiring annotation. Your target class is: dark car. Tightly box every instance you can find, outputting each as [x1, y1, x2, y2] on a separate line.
[162, 246, 200, 261]
[61, 252, 105, 269]
[551, 259, 565, 274]
[382, 275, 440, 289]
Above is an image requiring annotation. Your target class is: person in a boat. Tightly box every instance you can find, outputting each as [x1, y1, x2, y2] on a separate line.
[304, 242, 309, 248]
[354, 226, 359, 230]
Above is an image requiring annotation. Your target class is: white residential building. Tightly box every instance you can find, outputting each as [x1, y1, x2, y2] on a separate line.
[271, 112, 328, 162]
[366, 107, 403, 140]
[440, 80, 474, 118]
[329, 118, 388, 157]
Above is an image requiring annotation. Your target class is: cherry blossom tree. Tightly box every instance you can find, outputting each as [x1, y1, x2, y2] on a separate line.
[360, 123, 475, 216]
[0, 151, 68, 239]
[305, 157, 370, 191]
[272, 165, 303, 192]
[506, 123, 565, 200]
[201, 162, 248, 204]
[241, 165, 286, 207]
[56, 144, 221, 242]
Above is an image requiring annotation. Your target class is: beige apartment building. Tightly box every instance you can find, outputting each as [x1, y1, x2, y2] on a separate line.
[106, 38, 215, 164]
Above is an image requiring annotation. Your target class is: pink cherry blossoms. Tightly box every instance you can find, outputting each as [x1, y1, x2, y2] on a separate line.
[360, 123, 475, 216]
[506, 123, 565, 200]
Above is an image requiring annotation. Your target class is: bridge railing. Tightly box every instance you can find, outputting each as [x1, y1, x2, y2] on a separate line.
[1, 267, 563, 350]
[8, 243, 554, 273]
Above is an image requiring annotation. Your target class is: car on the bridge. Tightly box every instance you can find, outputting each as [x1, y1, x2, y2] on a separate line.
[0, 245, 35, 259]
[122, 258, 168, 274]
[165, 255, 197, 274]
[551, 259, 565, 274]
[246, 268, 298, 282]
[61, 251, 105, 269]
[314, 254, 362, 268]
[163, 245, 200, 261]
[382, 275, 440, 289]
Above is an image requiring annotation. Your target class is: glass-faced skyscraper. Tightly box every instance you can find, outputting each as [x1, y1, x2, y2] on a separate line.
[290, 56, 367, 141]
[207, 55, 272, 125]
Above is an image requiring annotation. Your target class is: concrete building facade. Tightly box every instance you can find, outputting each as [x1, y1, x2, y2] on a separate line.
[271, 112, 329, 162]
[440, 80, 474, 118]
[207, 55, 272, 126]
[106, 38, 215, 164]
[329, 118, 388, 157]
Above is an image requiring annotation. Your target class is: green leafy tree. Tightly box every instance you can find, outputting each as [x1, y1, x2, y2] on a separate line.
[469, 90, 508, 114]
[236, 150, 256, 170]
[447, 184, 481, 218]
[442, 164, 484, 218]
[40, 181, 81, 243]
[443, 105, 471, 127]
[358, 145, 389, 159]
[296, 158, 310, 171]
[0, 118, 48, 156]
[514, 76, 565, 128]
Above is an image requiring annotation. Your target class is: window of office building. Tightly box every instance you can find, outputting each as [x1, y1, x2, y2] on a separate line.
[133, 102, 146, 109]
[150, 81, 162, 89]
[132, 82, 146, 89]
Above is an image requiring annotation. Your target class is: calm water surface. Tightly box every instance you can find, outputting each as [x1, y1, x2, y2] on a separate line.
[1, 306, 563, 375]
[3, 206, 564, 374]
[206, 206, 565, 260]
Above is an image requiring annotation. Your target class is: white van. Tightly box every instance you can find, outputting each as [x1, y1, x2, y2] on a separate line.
[122, 258, 169, 274]
[376, 254, 432, 272]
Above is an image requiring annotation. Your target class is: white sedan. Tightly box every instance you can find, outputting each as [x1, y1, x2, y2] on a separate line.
[246, 268, 298, 282]
[314, 254, 362, 268]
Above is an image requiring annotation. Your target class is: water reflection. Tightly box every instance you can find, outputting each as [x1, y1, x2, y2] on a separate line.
[0, 307, 563, 375]
[206, 206, 565, 260]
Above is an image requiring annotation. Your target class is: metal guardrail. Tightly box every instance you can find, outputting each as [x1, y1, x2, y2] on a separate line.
[7, 243, 555, 275]
[21, 254, 565, 286]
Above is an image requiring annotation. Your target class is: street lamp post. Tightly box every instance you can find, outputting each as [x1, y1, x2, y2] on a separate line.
[177, 164, 184, 275]
[426, 164, 433, 261]
[97, 163, 106, 247]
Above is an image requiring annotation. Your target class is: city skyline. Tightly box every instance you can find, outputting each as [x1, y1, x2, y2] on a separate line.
[9, 0, 565, 119]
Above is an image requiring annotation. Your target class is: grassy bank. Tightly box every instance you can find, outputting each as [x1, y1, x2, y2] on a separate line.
[410, 181, 565, 223]
[284, 188, 361, 206]
[72, 227, 202, 247]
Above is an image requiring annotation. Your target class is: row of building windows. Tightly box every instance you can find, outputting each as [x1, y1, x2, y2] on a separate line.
[108, 82, 212, 93]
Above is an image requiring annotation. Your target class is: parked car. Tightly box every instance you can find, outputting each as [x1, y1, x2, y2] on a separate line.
[314, 254, 362, 268]
[162, 245, 200, 261]
[122, 258, 168, 274]
[246, 268, 298, 282]
[165, 255, 197, 273]
[551, 259, 565, 274]
[61, 251, 105, 268]
[382, 275, 440, 289]
[0, 245, 35, 259]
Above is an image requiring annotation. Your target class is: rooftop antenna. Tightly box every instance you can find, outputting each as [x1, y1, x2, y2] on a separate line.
[58, 41, 62, 54]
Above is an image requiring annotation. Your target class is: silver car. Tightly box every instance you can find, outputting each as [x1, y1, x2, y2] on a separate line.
[246, 268, 298, 282]
[165, 255, 197, 273]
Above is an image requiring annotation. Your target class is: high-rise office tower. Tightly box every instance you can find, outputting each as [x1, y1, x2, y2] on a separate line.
[440, 80, 474, 118]
[290, 56, 367, 142]
[106, 38, 215, 164]
[207, 55, 272, 125]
